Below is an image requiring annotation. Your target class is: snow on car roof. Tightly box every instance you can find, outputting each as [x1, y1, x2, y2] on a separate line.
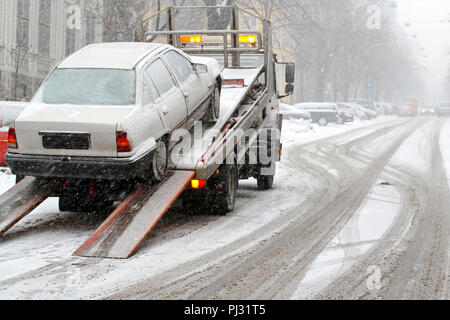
[58, 42, 168, 70]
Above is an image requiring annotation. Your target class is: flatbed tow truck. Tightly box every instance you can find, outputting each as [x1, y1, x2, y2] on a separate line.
[0, 6, 295, 259]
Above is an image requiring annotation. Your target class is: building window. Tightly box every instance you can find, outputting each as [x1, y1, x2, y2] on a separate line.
[16, 0, 30, 50]
[86, 14, 96, 45]
[38, 0, 51, 56]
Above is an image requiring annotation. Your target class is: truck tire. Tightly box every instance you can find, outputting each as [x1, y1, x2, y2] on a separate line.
[151, 140, 168, 183]
[213, 162, 238, 216]
[205, 84, 220, 123]
[257, 174, 274, 190]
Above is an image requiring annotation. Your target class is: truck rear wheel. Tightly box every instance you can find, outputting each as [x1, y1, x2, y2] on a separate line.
[212, 163, 238, 216]
[257, 174, 274, 190]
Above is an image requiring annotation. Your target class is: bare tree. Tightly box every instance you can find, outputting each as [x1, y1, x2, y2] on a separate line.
[13, 34, 30, 101]
[203, 0, 234, 30]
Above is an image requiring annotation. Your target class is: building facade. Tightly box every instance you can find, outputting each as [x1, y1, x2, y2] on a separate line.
[0, 0, 104, 101]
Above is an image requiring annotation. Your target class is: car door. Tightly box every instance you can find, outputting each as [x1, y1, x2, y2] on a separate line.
[162, 50, 209, 127]
[129, 71, 166, 149]
[146, 58, 188, 131]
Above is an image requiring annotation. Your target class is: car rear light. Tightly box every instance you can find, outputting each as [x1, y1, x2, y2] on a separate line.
[191, 179, 206, 189]
[116, 131, 133, 153]
[8, 128, 18, 149]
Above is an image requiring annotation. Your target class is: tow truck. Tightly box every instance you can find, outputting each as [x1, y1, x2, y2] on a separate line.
[0, 5, 295, 259]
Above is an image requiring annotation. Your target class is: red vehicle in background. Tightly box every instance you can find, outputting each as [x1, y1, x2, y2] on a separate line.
[0, 131, 7, 166]
[0, 102, 27, 166]
[398, 98, 418, 117]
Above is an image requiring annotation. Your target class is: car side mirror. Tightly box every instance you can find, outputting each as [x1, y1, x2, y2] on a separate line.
[285, 84, 294, 96]
[285, 63, 295, 84]
[193, 63, 208, 74]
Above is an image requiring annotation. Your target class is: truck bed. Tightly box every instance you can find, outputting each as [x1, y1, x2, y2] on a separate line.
[171, 66, 263, 171]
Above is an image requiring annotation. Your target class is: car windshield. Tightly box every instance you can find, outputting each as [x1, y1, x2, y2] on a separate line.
[35, 69, 136, 105]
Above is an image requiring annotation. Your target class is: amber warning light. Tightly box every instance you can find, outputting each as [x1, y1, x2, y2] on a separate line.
[180, 35, 203, 44]
[239, 35, 257, 44]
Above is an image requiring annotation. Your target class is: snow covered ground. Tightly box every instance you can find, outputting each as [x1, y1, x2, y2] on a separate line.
[0, 115, 447, 300]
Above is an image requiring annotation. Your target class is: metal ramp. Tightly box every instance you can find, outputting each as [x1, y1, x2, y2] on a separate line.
[0, 177, 58, 236]
[73, 170, 195, 259]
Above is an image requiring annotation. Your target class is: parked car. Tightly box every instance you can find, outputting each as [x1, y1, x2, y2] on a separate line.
[375, 103, 384, 115]
[437, 102, 450, 117]
[419, 106, 436, 116]
[293, 103, 339, 126]
[348, 99, 378, 119]
[0, 102, 27, 166]
[279, 103, 311, 121]
[6, 42, 222, 182]
[378, 102, 395, 115]
[342, 102, 369, 120]
[336, 103, 355, 123]
[0, 102, 27, 128]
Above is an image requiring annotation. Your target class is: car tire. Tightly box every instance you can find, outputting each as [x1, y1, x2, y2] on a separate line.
[318, 117, 328, 126]
[205, 83, 221, 124]
[151, 140, 168, 183]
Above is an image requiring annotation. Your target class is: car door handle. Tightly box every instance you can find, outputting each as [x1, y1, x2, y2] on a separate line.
[184, 93, 190, 99]
[162, 106, 169, 115]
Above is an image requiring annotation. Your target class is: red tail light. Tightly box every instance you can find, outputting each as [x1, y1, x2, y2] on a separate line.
[116, 131, 133, 153]
[8, 128, 18, 149]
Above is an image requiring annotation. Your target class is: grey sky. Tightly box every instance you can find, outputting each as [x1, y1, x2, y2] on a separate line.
[396, 0, 450, 103]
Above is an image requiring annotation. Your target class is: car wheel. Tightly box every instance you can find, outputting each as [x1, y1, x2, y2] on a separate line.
[151, 140, 168, 183]
[205, 84, 220, 123]
[318, 117, 328, 126]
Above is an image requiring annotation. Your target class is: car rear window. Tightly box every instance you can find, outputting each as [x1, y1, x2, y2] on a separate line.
[35, 69, 136, 105]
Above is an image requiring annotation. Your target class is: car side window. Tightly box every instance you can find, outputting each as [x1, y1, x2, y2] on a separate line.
[142, 73, 159, 106]
[146, 59, 176, 96]
[164, 51, 194, 84]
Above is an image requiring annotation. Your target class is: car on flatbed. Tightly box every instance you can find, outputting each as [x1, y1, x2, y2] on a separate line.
[7, 42, 222, 183]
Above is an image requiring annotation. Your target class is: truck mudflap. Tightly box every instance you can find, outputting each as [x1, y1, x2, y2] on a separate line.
[0, 177, 59, 236]
[74, 170, 195, 259]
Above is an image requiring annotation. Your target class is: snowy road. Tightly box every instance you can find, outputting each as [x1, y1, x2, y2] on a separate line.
[0, 116, 449, 300]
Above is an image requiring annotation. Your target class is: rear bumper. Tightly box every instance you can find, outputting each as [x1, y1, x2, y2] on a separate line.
[6, 148, 155, 180]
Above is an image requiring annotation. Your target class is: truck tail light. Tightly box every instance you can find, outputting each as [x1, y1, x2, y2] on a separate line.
[191, 179, 206, 189]
[8, 128, 18, 149]
[116, 131, 133, 153]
